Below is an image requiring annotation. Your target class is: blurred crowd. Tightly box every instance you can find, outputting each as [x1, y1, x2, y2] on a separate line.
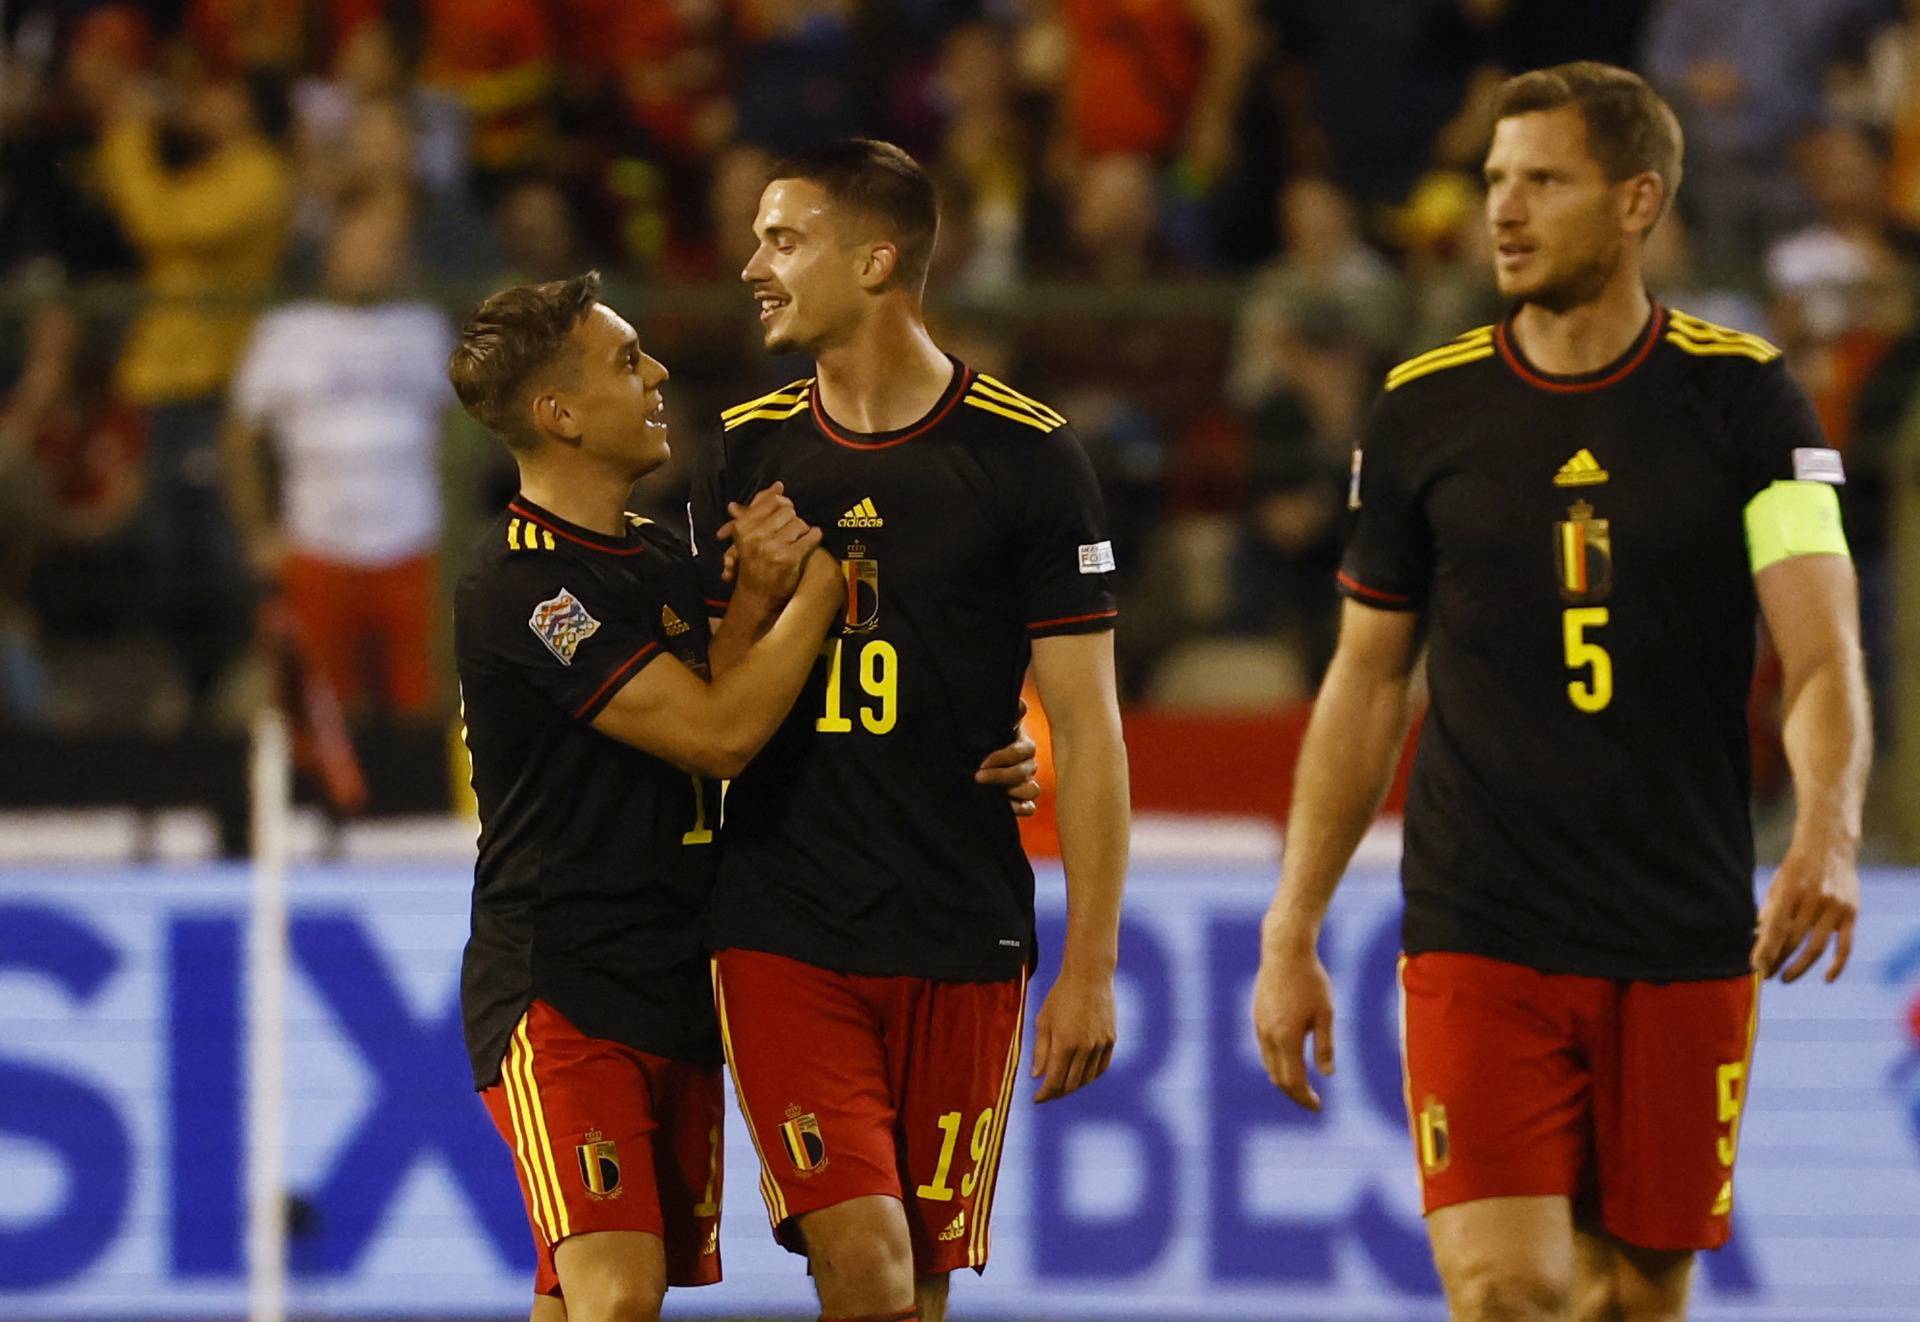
[0, 0, 1917, 738]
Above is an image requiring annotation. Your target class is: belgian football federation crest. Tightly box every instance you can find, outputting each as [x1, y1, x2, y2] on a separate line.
[529, 589, 600, 665]
[1418, 1096, 1451, 1176]
[1554, 500, 1612, 605]
[576, 1130, 622, 1199]
[780, 1107, 827, 1174]
[841, 544, 879, 634]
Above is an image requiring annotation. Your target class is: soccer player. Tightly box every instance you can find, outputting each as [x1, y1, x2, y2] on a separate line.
[1250, 63, 1871, 1322]
[449, 272, 846, 1322]
[692, 140, 1131, 1322]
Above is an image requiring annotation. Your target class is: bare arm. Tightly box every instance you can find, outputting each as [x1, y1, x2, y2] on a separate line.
[1252, 600, 1420, 1109]
[1182, 0, 1261, 182]
[98, 117, 287, 251]
[1749, 553, 1872, 982]
[1026, 629, 1129, 1102]
[592, 552, 841, 778]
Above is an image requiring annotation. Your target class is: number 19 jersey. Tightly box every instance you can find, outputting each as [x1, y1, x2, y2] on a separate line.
[1342, 306, 1846, 981]
[691, 361, 1117, 981]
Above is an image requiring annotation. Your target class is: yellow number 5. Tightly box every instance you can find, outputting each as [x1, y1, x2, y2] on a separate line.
[1563, 607, 1612, 713]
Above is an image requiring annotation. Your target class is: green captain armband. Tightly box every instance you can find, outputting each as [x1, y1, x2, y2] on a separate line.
[1744, 480, 1849, 574]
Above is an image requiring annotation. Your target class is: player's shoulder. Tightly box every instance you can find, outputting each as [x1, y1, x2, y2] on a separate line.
[957, 371, 1072, 438]
[1660, 306, 1785, 375]
[719, 376, 814, 437]
[463, 506, 651, 595]
[623, 511, 693, 558]
[1381, 324, 1499, 395]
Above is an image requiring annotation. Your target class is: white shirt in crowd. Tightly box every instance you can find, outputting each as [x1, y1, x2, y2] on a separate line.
[231, 300, 455, 566]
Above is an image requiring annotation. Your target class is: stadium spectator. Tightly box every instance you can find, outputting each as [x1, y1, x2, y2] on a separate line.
[1286, 0, 1499, 206]
[2, 301, 151, 727]
[291, 15, 470, 220]
[96, 63, 292, 712]
[221, 195, 454, 719]
[1223, 389, 1346, 679]
[1642, 0, 1887, 259]
[493, 176, 587, 282]
[1053, 0, 1258, 168]
[1395, 169, 1505, 351]
[0, 4, 147, 284]
[704, 141, 780, 278]
[1641, 209, 1770, 338]
[1770, 126, 1913, 352]
[1063, 152, 1164, 280]
[419, 0, 556, 190]
[1229, 177, 1403, 409]
[932, 23, 1033, 293]
[731, 0, 864, 154]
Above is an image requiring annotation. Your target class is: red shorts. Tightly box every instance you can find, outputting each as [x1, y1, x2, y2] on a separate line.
[478, 1000, 724, 1296]
[282, 551, 438, 714]
[1399, 951, 1760, 1251]
[711, 948, 1027, 1275]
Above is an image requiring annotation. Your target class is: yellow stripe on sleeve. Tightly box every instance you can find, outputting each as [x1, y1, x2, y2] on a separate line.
[720, 378, 813, 420]
[1385, 328, 1495, 388]
[720, 379, 811, 419]
[974, 375, 1068, 426]
[964, 395, 1056, 433]
[1385, 344, 1494, 391]
[1745, 480, 1849, 573]
[722, 400, 812, 430]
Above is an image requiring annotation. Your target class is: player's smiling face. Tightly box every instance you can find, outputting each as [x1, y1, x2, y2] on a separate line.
[742, 178, 872, 354]
[556, 303, 671, 476]
[1483, 106, 1639, 311]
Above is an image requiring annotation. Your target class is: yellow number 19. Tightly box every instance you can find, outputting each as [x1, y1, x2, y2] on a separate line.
[815, 638, 898, 734]
[1562, 607, 1612, 713]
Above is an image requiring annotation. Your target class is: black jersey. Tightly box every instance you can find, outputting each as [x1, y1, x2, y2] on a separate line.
[454, 497, 723, 1088]
[691, 361, 1116, 981]
[1342, 306, 1840, 981]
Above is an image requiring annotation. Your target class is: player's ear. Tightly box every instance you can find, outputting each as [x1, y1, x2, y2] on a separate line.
[531, 390, 581, 443]
[858, 241, 899, 291]
[1621, 170, 1664, 236]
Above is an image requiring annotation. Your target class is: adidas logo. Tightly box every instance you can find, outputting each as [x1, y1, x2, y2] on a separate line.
[938, 1209, 966, 1242]
[1554, 448, 1609, 487]
[838, 498, 884, 529]
[661, 606, 690, 637]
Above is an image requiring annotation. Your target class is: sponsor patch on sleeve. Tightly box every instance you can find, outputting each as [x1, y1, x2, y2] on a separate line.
[528, 588, 601, 665]
[1078, 541, 1116, 574]
[1791, 447, 1845, 484]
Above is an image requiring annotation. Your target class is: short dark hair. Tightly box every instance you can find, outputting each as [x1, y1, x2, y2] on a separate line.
[448, 271, 601, 449]
[769, 138, 940, 293]
[1493, 61, 1684, 213]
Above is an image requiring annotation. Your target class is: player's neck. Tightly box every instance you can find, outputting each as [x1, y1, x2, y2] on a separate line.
[812, 311, 953, 434]
[1509, 270, 1652, 377]
[516, 459, 635, 537]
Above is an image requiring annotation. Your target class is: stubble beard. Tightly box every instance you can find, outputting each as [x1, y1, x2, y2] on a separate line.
[1510, 239, 1623, 316]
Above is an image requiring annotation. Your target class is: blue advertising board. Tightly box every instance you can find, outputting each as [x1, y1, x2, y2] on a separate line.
[3, 862, 1919, 1319]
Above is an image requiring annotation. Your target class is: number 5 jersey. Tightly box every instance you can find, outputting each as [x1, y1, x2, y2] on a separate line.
[1341, 307, 1849, 981]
